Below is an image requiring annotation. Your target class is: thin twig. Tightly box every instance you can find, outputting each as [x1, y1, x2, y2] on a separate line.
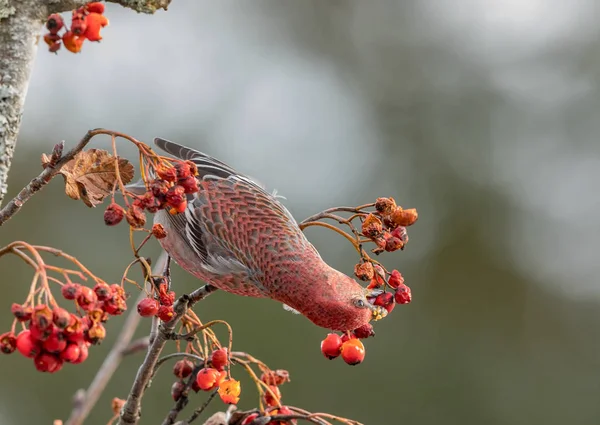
[185, 390, 219, 424]
[118, 284, 218, 425]
[64, 252, 169, 425]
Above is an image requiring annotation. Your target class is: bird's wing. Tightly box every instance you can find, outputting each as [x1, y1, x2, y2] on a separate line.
[154, 137, 313, 293]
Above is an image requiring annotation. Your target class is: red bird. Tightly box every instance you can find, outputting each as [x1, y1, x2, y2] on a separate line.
[152, 138, 385, 331]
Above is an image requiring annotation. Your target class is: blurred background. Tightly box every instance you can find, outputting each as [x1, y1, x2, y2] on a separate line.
[2, 0, 600, 424]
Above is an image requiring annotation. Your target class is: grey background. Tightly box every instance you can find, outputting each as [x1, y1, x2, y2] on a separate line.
[2, 1, 600, 424]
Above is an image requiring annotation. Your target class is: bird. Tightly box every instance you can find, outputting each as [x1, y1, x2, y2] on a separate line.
[150, 138, 385, 331]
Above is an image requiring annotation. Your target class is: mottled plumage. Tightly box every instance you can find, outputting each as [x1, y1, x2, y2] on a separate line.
[153, 138, 377, 331]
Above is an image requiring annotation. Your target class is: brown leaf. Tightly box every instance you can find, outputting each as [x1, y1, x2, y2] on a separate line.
[58, 149, 134, 207]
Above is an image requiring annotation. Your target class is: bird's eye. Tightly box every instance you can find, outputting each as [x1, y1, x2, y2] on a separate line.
[353, 298, 366, 308]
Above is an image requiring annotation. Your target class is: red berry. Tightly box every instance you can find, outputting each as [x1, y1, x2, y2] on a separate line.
[352, 323, 375, 339]
[173, 359, 194, 378]
[29, 322, 53, 341]
[387, 270, 404, 289]
[241, 413, 260, 425]
[77, 286, 98, 311]
[166, 185, 186, 208]
[43, 327, 67, 353]
[195, 367, 220, 391]
[156, 164, 177, 182]
[394, 283, 412, 304]
[159, 290, 175, 306]
[320, 333, 343, 360]
[60, 343, 81, 362]
[374, 292, 395, 314]
[34, 352, 63, 373]
[384, 236, 403, 252]
[32, 304, 53, 330]
[171, 381, 186, 401]
[0, 332, 17, 354]
[151, 223, 168, 239]
[93, 282, 112, 300]
[52, 306, 71, 329]
[174, 161, 192, 179]
[62, 283, 81, 300]
[264, 385, 281, 407]
[137, 298, 159, 317]
[391, 226, 408, 243]
[191, 378, 201, 393]
[104, 203, 125, 226]
[179, 176, 199, 194]
[150, 179, 171, 198]
[70, 343, 89, 364]
[16, 330, 41, 358]
[64, 315, 86, 344]
[46, 13, 64, 34]
[101, 296, 127, 316]
[157, 305, 174, 322]
[210, 347, 228, 371]
[71, 13, 87, 36]
[341, 338, 365, 365]
[11, 303, 32, 321]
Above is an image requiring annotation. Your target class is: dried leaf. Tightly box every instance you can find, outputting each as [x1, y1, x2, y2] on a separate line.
[58, 149, 134, 207]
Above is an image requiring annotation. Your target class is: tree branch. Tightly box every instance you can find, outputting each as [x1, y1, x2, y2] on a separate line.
[0, 0, 170, 209]
[64, 251, 169, 425]
[118, 283, 218, 425]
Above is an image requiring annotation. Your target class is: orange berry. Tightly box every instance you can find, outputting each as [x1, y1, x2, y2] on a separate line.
[196, 367, 221, 391]
[361, 213, 383, 238]
[83, 12, 109, 42]
[210, 347, 228, 371]
[264, 385, 281, 407]
[62, 31, 85, 53]
[354, 262, 374, 281]
[218, 378, 241, 404]
[341, 338, 365, 366]
[86, 2, 105, 14]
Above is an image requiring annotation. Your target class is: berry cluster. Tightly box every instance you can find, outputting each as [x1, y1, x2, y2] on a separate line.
[104, 159, 199, 230]
[43, 3, 109, 54]
[0, 282, 128, 373]
[362, 197, 417, 254]
[320, 331, 368, 366]
[169, 347, 241, 405]
[137, 280, 176, 322]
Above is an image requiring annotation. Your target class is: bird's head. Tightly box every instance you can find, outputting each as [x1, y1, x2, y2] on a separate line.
[291, 269, 387, 331]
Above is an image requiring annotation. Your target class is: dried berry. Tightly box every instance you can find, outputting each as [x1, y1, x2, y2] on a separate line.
[354, 262, 374, 281]
[152, 223, 167, 239]
[179, 175, 199, 194]
[352, 323, 375, 339]
[0, 332, 17, 354]
[166, 185, 186, 208]
[93, 282, 112, 301]
[394, 283, 412, 305]
[77, 286, 98, 311]
[126, 204, 146, 228]
[86, 2, 105, 14]
[264, 385, 281, 407]
[241, 413, 260, 425]
[86, 323, 106, 344]
[32, 304, 53, 330]
[260, 369, 290, 386]
[173, 359, 194, 379]
[63, 31, 85, 53]
[361, 213, 383, 238]
[171, 381, 186, 401]
[389, 207, 418, 227]
[384, 235, 404, 252]
[156, 164, 177, 182]
[104, 203, 125, 226]
[174, 161, 191, 179]
[375, 197, 396, 215]
[151, 179, 170, 198]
